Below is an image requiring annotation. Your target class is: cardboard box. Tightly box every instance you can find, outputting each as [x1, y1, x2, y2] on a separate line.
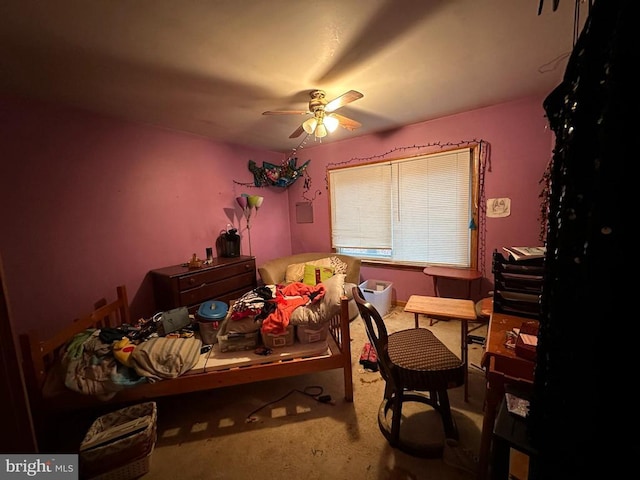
[515, 321, 538, 361]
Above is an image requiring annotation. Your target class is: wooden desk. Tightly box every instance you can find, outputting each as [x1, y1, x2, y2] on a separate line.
[423, 266, 482, 299]
[477, 312, 537, 480]
[404, 295, 477, 402]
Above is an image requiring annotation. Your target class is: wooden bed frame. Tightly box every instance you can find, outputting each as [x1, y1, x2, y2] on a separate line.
[19, 285, 354, 415]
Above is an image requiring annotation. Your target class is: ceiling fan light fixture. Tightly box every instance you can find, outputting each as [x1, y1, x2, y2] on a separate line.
[264, 89, 363, 140]
[302, 117, 317, 134]
[314, 123, 328, 138]
[324, 114, 339, 133]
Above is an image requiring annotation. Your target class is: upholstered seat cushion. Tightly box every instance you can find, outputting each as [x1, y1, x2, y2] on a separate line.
[388, 328, 464, 391]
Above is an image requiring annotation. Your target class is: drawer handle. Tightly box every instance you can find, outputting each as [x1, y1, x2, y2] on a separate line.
[188, 278, 206, 288]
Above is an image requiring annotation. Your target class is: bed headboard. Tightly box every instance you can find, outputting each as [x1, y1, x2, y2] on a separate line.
[19, 285, 130, 394]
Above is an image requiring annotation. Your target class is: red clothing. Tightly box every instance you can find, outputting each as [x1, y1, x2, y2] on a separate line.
[280, 281, 326, 300]
[261, 282, 326, 334]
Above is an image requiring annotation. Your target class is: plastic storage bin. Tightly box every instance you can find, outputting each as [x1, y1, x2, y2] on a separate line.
[261, 325, 295, 348]
[196, 300, 228, 344]
[217, 317, 259, 352]
[359, 280, 392, 316]
[296, 323, 329, 344]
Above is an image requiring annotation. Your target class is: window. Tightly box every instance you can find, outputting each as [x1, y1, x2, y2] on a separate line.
[328, 146, 479, 268]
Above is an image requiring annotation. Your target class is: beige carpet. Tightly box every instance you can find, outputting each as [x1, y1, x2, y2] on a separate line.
[140, 306, 488, 480]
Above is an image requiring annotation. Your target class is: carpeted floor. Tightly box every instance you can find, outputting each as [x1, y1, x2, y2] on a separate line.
[138, 306, 489, 479]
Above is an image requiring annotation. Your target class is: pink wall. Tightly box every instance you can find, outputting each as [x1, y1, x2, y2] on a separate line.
[1, 94, 552, 338]
[0, 97, 288, 337]
[285, 95, 553, 303]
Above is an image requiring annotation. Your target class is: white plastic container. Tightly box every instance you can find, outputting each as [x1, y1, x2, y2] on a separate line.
[359, 280, 392, 316]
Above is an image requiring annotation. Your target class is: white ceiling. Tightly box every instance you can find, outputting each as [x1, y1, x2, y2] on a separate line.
[0, 0, 588, 153]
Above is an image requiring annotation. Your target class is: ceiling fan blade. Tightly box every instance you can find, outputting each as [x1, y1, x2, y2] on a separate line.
[263, 110, 308, 115]
[289, 125, 305, 138]
[325, 90, 364, 112]
[332, 113, 362, 131]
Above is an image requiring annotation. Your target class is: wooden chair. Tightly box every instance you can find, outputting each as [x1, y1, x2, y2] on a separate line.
[353, 287, 466, 457]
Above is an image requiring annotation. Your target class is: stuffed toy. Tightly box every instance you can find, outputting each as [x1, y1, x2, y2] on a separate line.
[112, 337, 136, 368]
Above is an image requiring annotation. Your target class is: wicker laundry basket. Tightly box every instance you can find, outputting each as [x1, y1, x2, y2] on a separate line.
[79, 402, 157, 480]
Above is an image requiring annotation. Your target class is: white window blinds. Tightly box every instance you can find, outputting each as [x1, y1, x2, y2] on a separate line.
[329, 147, 473, 267]
[330, 162, 392, 249]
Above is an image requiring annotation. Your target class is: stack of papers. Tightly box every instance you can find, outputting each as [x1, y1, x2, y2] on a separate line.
[503, 246, 546, 262]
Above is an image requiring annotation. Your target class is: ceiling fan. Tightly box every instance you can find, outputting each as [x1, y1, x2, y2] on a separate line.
[263, 89, 364, 139]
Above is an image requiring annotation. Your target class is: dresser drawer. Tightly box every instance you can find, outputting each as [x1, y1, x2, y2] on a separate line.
[150, 256, 257, 312]
[178, 260, 255, 291]
[180, 271, 256, 306]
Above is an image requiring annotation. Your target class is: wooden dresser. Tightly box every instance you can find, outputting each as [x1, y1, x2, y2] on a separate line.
[150, 256, 257, 312]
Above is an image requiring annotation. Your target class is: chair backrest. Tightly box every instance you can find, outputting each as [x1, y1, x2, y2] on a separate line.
[352, 286, 395, 384]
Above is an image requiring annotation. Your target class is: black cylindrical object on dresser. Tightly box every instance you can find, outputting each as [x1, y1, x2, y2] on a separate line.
[219, 227, 240, 257]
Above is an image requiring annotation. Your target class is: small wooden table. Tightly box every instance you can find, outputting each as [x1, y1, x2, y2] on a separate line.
[404, 295, 477, 402]
[423, 266, 482, 298]
[423, 266, 482, 325]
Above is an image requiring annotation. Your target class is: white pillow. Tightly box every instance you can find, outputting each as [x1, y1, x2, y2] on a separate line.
[329, 256, 348, 275]
[289, 274, 346, 325]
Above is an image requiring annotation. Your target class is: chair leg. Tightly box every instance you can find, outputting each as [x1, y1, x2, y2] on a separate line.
[390, 390, 403, 446]
[379, 391, 451, 458]
[436, 390, 458, 440]
[384, 382, 394, 400]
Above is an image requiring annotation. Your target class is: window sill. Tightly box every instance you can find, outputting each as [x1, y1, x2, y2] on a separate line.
[360, 260, 425, 271]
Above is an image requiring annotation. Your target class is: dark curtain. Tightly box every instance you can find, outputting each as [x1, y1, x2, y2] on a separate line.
[530, 1, 631, 477]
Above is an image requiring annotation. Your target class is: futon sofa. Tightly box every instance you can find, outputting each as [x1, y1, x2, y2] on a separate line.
[258, 252, 362, 321]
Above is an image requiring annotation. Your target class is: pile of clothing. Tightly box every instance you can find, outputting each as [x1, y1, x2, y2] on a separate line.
[229, 282, 328, 336]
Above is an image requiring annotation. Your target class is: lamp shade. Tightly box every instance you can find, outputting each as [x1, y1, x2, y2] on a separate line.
[324, 114, 339, 132]
[315, 123, 328, 138]
[236, 196, 248, 209]
[247, 195, 263, 209]
[303, 117, 318, 134]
